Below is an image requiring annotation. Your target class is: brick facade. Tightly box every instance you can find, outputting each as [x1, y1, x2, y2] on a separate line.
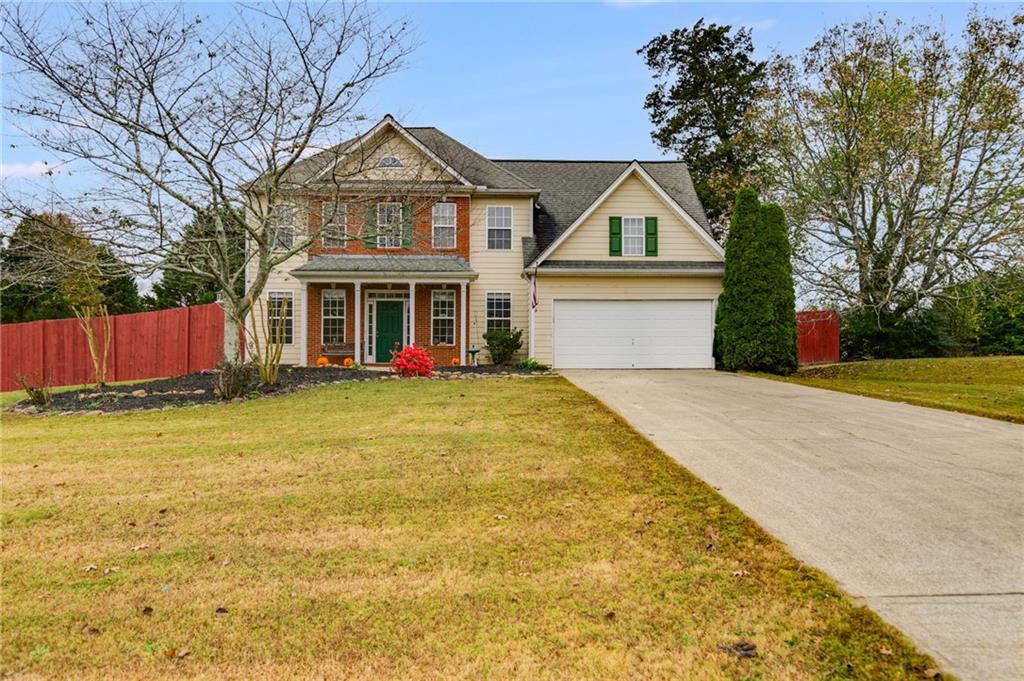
[306, 282, 466, 366]
[306, 195, 471, 259]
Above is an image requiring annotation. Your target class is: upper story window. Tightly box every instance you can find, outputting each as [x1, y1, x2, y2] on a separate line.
[269, 204, 295, 249]
[486, 206, 512, 250]
[378, 155, 403, 168]
[432, 202, 456, 249]
[622, 216, 644, 256]
[321, 201, 347, 249]
[376, 202, 403, 248]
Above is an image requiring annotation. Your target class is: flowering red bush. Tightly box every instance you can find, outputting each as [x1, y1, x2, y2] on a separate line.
[389, 344, 434, 377]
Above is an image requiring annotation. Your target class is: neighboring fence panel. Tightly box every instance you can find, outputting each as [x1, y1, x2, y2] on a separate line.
[0, 303, 224, 392]
[797, 310, 841, 365]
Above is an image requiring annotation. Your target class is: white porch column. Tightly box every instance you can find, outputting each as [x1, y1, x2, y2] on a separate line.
[299, 284, 309, 366]
[459, 281, 467, 365]
[353, 281, 362, 363]
[408, 280, 416, 346]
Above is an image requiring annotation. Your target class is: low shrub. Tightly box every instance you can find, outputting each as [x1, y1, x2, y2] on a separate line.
[390, 344, 434, 377]
[841, 307, 953, 360]
[517, 357, 548, 371]
[214, 361, 256, 400]
[16, 374, 51, 407]
[483, 327, 523, 365]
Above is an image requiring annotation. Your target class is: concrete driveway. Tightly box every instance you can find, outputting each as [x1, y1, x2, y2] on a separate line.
[563, 370, 1023, 681]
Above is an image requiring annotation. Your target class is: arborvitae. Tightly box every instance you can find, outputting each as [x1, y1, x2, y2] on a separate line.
[715, 188, 798, 373]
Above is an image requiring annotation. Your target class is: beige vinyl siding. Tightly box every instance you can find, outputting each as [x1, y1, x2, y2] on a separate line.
[334, 130, 456, 184]
[469, 196, 533, 361]
[531, 275, 723, 365]
[244, 198, 308, 366]
[547, 173, 720, 262]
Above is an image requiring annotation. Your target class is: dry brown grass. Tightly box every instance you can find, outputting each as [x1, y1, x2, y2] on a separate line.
[2, 376, 947, 679]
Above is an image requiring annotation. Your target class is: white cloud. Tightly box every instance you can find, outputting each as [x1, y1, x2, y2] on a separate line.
[1, 160, 56, 179]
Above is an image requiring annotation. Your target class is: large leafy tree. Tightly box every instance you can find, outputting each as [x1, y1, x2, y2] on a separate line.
[149, 206, 245, 310]
[1, 213, 140, 322]
[638, 21, 766, 237]
[751, 12, 1024, 320]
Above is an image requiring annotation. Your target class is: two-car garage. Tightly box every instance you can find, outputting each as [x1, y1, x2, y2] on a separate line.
[551, 299, 715, 369]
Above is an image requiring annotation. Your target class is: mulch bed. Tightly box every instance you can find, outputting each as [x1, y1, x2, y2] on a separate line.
[10, 365, 554, 415]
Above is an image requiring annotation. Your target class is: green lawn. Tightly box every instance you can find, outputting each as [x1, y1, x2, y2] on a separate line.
[774, 356, 1024, 423]
[2, 377, 945, 680]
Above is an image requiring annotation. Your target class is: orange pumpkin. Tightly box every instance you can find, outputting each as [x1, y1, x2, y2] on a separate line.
[450, 357, 460, 366]
[342, 357, 354, 368]
[316, 356, 330, 367]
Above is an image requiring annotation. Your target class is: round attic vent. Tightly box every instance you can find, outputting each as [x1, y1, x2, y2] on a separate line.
[378, 155, 403, 168]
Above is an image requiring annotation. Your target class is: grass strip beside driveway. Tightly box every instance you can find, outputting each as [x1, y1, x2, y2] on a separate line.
[767, 356, 1024, 423]
[2, 376, 945, 679]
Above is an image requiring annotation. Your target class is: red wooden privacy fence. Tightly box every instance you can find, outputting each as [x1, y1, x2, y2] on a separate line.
[797, 310, 840, 365]
[0, 303, 224, 392]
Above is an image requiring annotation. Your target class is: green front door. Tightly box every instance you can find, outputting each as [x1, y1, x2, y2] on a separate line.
[375, 300, 404, 361]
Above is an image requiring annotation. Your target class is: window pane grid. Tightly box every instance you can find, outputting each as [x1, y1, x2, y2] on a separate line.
[486, 206, 512, 250]
[267, 292, 293, 344]
[432, 202, 456, 249]
[377, 202, 403, 248]
[622, 217, 644, 256]
[322, 202, 347, 249]
[486, 292, 512, 333]
[431, 290, 455, 345]
[321, 290, 345, 344]
[271, 205, 295, 249]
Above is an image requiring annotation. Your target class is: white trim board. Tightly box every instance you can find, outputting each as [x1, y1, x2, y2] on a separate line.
[527, 162, 725, 268]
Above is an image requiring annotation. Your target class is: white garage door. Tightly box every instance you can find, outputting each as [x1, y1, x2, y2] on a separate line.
[553, 299, 714, 369]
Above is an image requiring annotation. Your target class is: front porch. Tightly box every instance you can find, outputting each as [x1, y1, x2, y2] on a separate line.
[291, 255, 476, 367]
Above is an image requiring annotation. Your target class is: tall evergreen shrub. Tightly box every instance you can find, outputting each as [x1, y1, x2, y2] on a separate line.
[715, 188, 798, 373]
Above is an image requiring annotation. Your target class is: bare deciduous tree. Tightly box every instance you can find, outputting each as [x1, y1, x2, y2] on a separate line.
[750, 12, 1024, 317]
[1, 1, 417, 362]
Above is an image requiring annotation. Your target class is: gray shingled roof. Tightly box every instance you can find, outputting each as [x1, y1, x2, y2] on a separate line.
[492, 160, 712, 265]
[292, 254, 475, 275]
[405, 127, 535, 191]
[536, 260, 724, 272]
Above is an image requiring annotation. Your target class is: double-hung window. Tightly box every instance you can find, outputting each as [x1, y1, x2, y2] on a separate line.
[321, 201, 347, 249]
[376, 202, 403, 248]
[622, 217, 645, 256]
[431, 290, 455, 345]
[270, 204, 295, 249]
[486, 292, 512, 333]
[267, 292, 293, 344]
[321, 290, 345, 344]
[486, 206, 512, 250]
[432, 202, 456, 249]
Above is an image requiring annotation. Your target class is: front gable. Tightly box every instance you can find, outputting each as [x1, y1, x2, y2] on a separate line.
[544, 168, 722, 263]
[327, 126, 459, 184]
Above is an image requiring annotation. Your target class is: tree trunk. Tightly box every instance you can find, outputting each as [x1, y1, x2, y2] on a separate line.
[222, 303, 243, 365]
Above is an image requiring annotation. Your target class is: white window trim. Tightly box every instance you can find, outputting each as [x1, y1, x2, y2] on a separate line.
[431, 202, 457, 250]
[376, 202, 403, 249]
[321, 201, 348, 249]
[270, 205, 296, 251]
[486, 205, 513, 251]
[621, 215, 645, 257]
[321, 289, 346, 344]
[431, 289, 456, 346]
[485, 291, 513, 333]
[267, 291, 294, 346]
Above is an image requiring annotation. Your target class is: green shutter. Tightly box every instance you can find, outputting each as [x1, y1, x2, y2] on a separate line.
[609, 216, 622, 257]
[363, 205, 377, 249]
[644, 216, 658, 256]
[401, 203, 413, 248]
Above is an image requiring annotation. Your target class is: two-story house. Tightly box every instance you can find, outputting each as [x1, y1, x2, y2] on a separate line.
[246, 115, 724, 369]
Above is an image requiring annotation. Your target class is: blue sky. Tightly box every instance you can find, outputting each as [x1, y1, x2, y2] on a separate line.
[2, 1, 1017, 183]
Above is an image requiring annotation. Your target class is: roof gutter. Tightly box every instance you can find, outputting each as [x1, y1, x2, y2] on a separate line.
[524, 266, 724, 277]
[290, 270, 478, 282]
